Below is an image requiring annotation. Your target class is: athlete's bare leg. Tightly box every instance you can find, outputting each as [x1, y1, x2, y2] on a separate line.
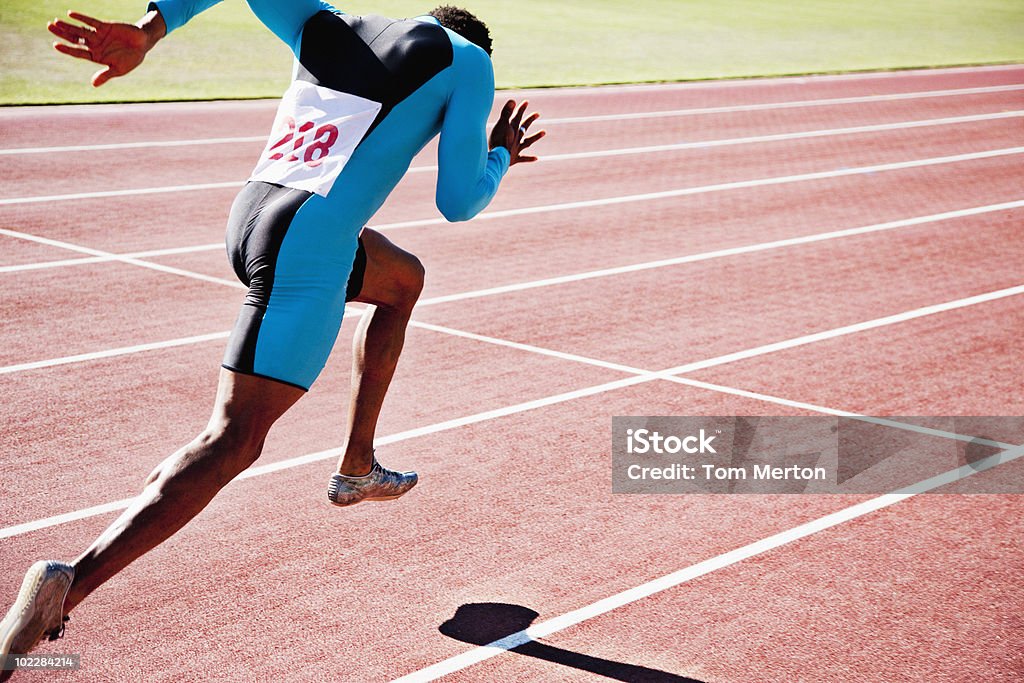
[64, 369, 305, 611]
[336, 228, 424, 476]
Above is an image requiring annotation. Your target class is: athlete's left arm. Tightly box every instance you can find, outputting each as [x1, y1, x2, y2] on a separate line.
[435, 47, 544, 222]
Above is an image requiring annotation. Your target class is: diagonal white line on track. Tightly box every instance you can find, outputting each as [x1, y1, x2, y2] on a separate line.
[5, 197, 1020, 289]
[390, 442, 1024, 683]
[0, 374, 651, 540]
[2, 281, 1021, 538]
[3, 112, 1022, 206]
[659, 284, 1024, 376]
[2, 83, 1021, 156]
[2, 198, 1021, 375]
[0, 227, 244, 289]
[409, 321, 1015, 449]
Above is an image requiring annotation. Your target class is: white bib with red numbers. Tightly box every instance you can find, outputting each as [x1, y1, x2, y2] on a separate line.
[248, 80, 382, 197]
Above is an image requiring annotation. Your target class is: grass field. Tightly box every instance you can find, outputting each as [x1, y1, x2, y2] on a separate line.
[1, 0, 1023, 104]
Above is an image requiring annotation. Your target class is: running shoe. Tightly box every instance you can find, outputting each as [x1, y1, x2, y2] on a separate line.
[327, 456, 418, 507]
[0, 561, 74, 681]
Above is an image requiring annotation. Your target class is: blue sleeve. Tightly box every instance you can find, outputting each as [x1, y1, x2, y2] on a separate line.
[244, 0, 338, 53]
[148, 0, 223, 34]
[149, 0, 338, 54]
[435, 45, 510, 223]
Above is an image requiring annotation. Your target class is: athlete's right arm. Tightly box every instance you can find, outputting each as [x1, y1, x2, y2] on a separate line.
[48, 0, 337, 86]
[151, 0, 338, 52]
[145, 0, 222, 35]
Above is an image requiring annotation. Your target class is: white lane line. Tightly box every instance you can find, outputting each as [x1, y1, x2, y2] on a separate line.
[2, 83, 1021, 156]
[0, 374, 651, 540]
[410, 321, 1015, 450]
[0, 181, 242, 207]
[543, 83, 1024, 124]
[390, 441, 1024, 683]
[5, 197, 1019, 292]
[0, 136, 265, 156]
[5, 167, 1023, 283]
[657, 376, 1015, 449]
[415, 199, 1024, 306]
[4, 111, 1023, 206]
[0, 332, 232, 376]
[0, 498, 140, 541]
[0, 254, 112, 273]
[0, 244, 224, 275]
[0, 228, 245, 290]
[374, 146, 1024, 231]
[3, 199, 1022, 376]
[661, 284, 1024, 376]
[528, 66, 1024, 94]
[3, 281, 1021, 538]
[535, 110, 1024, 162]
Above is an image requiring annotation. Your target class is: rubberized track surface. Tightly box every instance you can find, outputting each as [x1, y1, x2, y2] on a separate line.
[1, 65, 1022, 682]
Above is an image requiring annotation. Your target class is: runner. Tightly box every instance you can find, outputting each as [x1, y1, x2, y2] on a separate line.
[1, 2, 544, 675]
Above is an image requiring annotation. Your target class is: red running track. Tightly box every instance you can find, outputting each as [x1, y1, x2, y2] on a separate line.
[1, 65, 1022, 682]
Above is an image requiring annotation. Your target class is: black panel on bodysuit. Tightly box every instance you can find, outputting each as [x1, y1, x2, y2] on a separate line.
[296, 12, 455, 139]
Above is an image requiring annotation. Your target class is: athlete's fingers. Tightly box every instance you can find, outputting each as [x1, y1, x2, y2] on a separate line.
[510, 100, 529, 130]
[48, 19, 91, 43]
[499, 99, 516, 123]
[53, 41, 96, 62]
[68, 11, 108, 31]
[516, 155, 539, 163]
[519, 130, 546, 150]
[520, 112, 541, 132]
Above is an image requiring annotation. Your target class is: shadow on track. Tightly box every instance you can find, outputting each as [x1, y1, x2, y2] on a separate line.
[439, 602, 706, 682]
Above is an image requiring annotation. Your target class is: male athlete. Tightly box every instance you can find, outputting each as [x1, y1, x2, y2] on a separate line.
[1, 1, 543, 674]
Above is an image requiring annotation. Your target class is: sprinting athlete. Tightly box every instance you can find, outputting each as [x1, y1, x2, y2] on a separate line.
[1, 1, 543, 674]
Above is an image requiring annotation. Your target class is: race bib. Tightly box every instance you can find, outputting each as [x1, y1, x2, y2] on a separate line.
[249, 80, 383, 197]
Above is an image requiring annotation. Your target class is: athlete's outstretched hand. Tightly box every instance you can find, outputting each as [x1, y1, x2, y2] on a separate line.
[47, 10, 166, 87]
[489, 99, 546, 165]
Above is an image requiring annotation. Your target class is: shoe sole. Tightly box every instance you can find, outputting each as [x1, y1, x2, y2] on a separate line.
[0, 560, 74, 678]
[328, 478, 418, 507]
[328, 490, 414, 507]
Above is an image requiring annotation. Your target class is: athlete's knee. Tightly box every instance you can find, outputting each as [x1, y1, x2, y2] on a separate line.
[202, 419, 266, 468]
[358, 228, 424, 312]
[399, 252, 425, 305]
[145, 422, 264, 489]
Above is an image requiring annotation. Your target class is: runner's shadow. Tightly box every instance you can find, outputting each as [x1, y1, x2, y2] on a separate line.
[439, 603, 705, 682]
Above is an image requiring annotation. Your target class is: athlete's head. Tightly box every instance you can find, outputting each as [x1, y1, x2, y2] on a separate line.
[429, 6, 493, 56]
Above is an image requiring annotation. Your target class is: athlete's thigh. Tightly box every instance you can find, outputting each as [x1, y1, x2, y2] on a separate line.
[223, 184, 359, 391]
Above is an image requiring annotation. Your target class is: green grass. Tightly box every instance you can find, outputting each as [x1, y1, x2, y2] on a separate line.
[2, 0, 1022, 104]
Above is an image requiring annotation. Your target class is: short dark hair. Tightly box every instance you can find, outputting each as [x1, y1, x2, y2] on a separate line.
[429, 6, 492, 56]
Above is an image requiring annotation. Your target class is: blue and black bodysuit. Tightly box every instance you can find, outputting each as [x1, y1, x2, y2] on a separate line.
[150, 0, 510, 389]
